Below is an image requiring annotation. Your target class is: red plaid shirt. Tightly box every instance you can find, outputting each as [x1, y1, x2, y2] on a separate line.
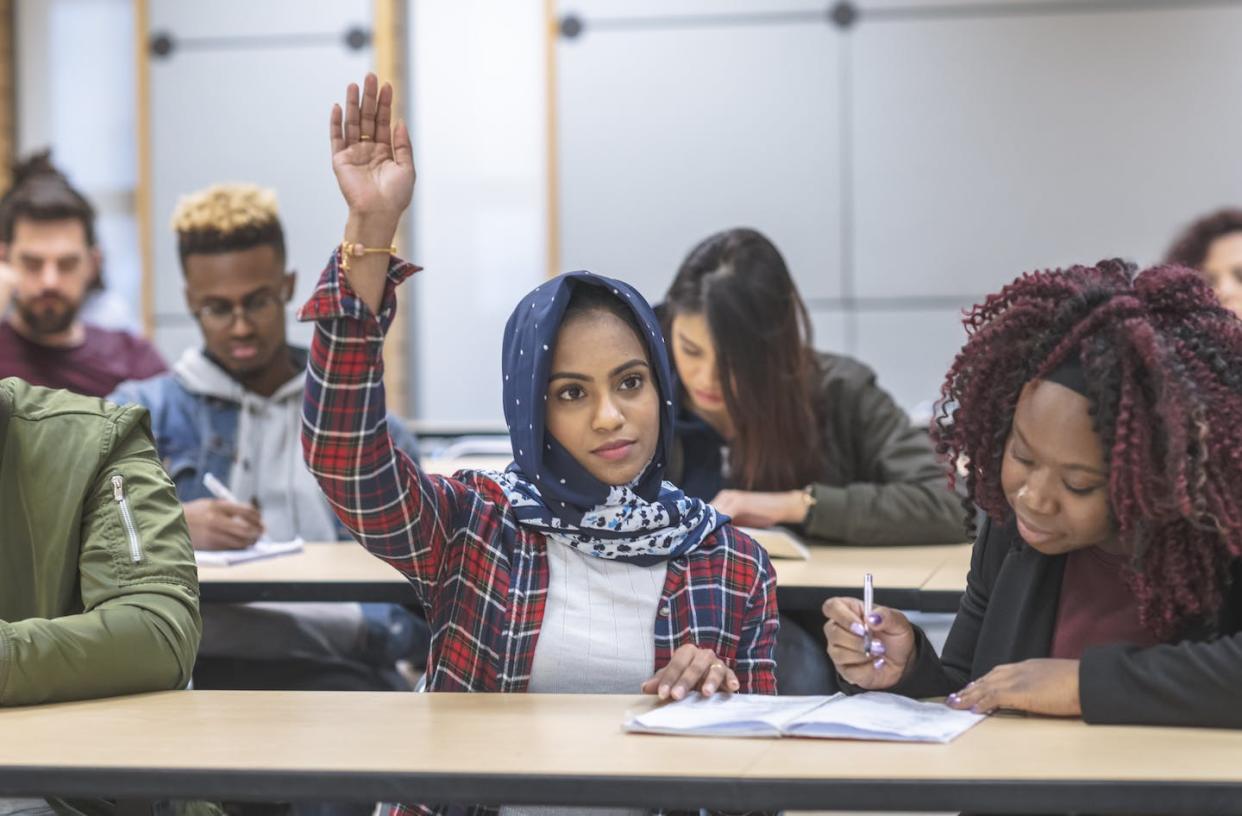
[300, 251, 779, 816]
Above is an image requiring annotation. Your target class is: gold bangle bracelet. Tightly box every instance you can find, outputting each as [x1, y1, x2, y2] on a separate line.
[339, 239, 397, 272]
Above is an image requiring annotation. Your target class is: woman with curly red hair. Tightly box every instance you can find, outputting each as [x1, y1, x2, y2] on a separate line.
[822, 259, 1242, 726]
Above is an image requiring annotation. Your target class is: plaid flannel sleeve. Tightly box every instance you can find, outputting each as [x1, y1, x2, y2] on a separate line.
[734, 540, 780, 695]
[299, 248, 476, 605]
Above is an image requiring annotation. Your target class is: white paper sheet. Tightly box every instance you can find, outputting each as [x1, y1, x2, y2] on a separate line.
[194, 537, 304, 567]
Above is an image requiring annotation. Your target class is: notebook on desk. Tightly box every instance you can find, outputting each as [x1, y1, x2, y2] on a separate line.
[737, 527, 811, 560]
[625, 691, 985, 743]
[194, 537, 304, 567]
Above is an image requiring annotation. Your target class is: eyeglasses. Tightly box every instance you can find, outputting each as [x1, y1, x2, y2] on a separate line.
[193, 289, 286, 329]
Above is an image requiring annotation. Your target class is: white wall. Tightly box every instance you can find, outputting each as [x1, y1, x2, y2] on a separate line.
[406, 0, 547, 424]
[553, 0, 1242, 413]
[144, 0, 372, 361]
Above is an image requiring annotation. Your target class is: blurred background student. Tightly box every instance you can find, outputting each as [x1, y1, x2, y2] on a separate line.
[660, 227, 963, 693]
[1166, 208, 1242, 319]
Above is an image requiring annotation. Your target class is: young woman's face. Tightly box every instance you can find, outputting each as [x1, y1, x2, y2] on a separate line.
[1201, 231, 1242, 319]
[669, 312, 729, 417]
[1000, 379, 1117, 555]
[544, 310, 660, 486]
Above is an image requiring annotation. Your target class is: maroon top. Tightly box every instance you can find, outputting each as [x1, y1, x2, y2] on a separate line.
[1050, 545, 1161, 659]
[0, 321, 166, 398]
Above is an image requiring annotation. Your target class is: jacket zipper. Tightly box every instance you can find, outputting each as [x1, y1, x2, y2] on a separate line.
[111, 474, 144, 563]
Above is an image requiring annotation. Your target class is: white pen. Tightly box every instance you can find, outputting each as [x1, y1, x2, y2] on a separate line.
[203, 472, 241, 504]
[862, 572, 874, 657]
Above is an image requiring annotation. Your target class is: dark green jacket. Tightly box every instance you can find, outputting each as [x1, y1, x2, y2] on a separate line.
[0, 377, 200, 705]
[669, 352, 965, 545]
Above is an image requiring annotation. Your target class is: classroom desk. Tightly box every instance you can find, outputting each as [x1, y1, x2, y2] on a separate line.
[2, 690, 1240, 814]
[197, 541, 971, 612]
[919, 544, 974, 612]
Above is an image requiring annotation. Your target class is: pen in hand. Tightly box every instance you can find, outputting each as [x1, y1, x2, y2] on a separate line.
[862, 572, 874, 658]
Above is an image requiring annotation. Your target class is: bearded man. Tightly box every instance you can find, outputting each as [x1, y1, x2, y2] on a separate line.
[0, 151, 164, 396]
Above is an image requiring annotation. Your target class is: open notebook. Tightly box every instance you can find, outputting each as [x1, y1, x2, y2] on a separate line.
[625, 692, 985, 743]
[737, 527, 811, 560]
[194, 537, 304, 567]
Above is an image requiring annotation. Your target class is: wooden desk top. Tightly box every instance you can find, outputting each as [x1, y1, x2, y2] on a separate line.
[197, 540, 971, 611]
[920, 544, 974, 610]
[2, 691, 1239, 813]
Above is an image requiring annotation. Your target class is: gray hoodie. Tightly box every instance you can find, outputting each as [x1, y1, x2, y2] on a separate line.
[172, 347, 340, 542]
[169, 348, 363, 662]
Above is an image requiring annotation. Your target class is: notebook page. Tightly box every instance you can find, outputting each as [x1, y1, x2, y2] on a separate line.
[624, 693, 835, 738]
[194, 537, 304, 567]
[785, 691, 985, 743]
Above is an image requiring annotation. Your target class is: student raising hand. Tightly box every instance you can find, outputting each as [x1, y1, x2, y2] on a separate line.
[329, 72, 415, 314]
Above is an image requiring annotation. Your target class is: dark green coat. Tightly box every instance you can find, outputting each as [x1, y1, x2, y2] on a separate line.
[669, 352, 965, 545]
[0, 377, 200, 705]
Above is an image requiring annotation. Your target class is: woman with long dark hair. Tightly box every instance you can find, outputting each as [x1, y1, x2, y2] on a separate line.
[661, 227, 962, 692]
[662, 228, 961, 540]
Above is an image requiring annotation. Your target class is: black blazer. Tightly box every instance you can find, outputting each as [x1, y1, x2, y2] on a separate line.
[865, 515, 1242, 728]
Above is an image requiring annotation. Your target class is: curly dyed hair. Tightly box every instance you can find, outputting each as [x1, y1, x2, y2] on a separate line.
[1164, 208, 1242, 269]
[934, 259, 1242, 638]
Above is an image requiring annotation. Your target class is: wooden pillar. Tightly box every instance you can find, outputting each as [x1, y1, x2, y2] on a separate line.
[374, 0, 408, 415]
[134, 0, 155, 338]
[0, 0, 15, 191]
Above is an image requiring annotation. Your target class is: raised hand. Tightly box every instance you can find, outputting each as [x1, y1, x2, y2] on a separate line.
[329, 73, 415, 314]
[330, 73, 415, 223]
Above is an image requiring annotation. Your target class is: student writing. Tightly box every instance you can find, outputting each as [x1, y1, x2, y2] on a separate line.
[824, 260, 1242, 726]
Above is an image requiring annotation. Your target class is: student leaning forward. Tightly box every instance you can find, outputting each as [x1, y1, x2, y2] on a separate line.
[299, 74, 778, 816]
[824, 260, 1242, 727]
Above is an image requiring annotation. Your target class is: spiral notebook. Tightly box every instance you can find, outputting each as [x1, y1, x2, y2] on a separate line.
[624, 691, 985, 743]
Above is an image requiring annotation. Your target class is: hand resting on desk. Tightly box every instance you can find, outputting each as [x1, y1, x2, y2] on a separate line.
[641, 643, 740, 701]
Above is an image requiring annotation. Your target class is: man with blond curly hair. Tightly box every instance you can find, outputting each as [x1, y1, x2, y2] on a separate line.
[110, 183, 425, 700]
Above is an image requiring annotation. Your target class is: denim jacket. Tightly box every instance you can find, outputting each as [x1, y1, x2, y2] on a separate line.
[110, 346, 420, 540]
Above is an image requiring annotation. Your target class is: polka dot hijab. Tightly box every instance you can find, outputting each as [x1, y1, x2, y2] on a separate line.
[484, 271, 725, 566]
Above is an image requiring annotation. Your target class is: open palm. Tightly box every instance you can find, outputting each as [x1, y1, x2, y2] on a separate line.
[330, 73, 415, 220]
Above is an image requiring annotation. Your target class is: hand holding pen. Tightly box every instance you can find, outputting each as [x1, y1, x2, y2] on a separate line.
[183, 472, 265, 551]
[821, 575, 918, 690]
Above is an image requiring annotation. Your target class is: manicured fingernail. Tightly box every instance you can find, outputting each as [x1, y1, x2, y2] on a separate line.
[729, 679, 739, 690]
[658, 684, 670, 699]
[873, 657, 886, 670]
[703, 684, 715, 695]
[869, 640, 886, 656]
[868, 613, 882, 626]
[946, 693, 960, 704]
[849, 621, 866, 636]
[672, 685, 685, 700]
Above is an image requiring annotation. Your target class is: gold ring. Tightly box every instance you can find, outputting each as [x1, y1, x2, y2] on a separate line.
[359, 134, 372, 141]
[711, 662, 725, 671]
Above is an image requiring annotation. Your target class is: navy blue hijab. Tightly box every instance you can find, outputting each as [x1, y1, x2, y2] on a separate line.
[491, 271, 724, 564]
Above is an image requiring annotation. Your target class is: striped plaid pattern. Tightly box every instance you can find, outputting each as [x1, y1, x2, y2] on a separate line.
[300, 251, 779, 816]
